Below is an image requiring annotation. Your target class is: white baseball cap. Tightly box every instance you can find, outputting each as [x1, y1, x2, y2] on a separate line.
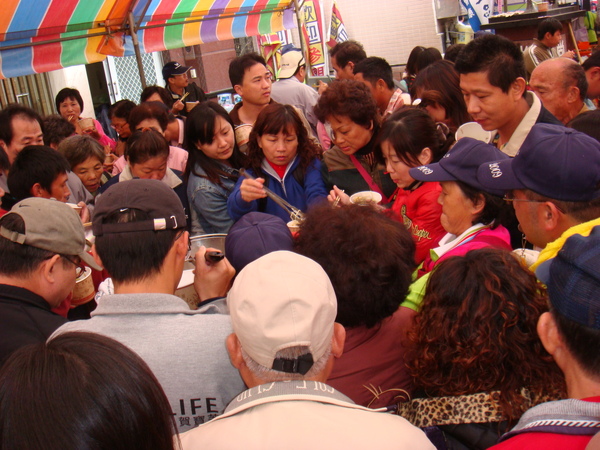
[227, 251, 337, 375]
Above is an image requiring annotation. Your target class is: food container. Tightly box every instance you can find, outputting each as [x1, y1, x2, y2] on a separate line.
[188, 233, 227, 260]
[71, 267, 95, 306]
[66, 203, 82, 214]
[78, 118, 94, 130]
[455, 122, 493, 143]
[185, 101, 199, 112]
[349, 191, 382, 206]
[287, 220, 301, 233]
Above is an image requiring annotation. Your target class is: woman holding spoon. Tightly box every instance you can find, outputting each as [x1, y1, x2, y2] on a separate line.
[227, 103, 328, 223]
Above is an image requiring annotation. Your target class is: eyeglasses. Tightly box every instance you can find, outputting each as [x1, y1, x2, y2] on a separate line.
[62, 255, 86, 277]
[503, 192, 565, 213]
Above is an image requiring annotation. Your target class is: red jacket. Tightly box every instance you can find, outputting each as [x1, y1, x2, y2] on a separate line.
[388, 182, 445, 264]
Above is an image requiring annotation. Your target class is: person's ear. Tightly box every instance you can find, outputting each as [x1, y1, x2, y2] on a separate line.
[90, 244, 104, 269]
[376, 79, 387, 92]
[539, 201, 561, 231]
[176, 231, 189, 259]
[330, 323, 346, 358]
[347, 61, 355, 74]
[512, 77, 527, 99]
[40, 254, 62, 284]
[418, 147, 433, 165]
[233, 84, 243, 97]
[566, 86, 579, 104]
[537, 311, 561, 356]
[226, 333, 245, 369]
[30, 183, 46, 198]
[470, 192, 486, 216]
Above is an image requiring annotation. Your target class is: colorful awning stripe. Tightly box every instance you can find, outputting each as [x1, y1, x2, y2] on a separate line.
[0, 0, 296, 79]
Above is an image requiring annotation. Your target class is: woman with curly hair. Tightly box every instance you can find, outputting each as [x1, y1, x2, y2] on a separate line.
[184, 102, 247, 234]
[227, 103, 328, 223]
[411, 60, 472, 133]
[399, 248, 564, 449]
[314, 80, 396, 200]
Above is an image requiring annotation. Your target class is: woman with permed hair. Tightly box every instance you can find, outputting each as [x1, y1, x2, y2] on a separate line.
[0, 332, 179, 449]
[227, 103, 327, 223]
[314, 80, 396, 200]
[399, 248, 564, 448]
[411, 60, 472, 133]
[184, 102, 247, 234]
[295, 203, 417, 408]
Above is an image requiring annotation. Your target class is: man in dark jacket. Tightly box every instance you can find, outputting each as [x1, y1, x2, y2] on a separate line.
[0, 197, 101, 366]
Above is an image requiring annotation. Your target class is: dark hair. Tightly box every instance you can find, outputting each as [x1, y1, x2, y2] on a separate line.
[405, 46, 425, 78]
[455, 34, 526, 94]
[55, 88, 84, 113]
[0, 331, 178, 449]
[537, 18, 562, 41]
[329, 40, 366, 68]
[57, 135, 106, 169]
[561, 61, 588, 101]
[407, 248, 564, 420]
[314, 79, 379, 128]
[353, 56, 395, 90]
[95, 208, 181, 284]
[376, 107, 453, 167]
[109, 99, 137, 120]
[128, 102, 169, 132]
[140, 85, 174, 108]
[295, 204, 415, 328]
[456, 180, 510, 229]
[583, 50, 600, 70]
[228, 53, 267, 88]
[444, 43, 465, 63]
[567, 110, 600, 142]
[7, 145, 70, 202]
[42, 115, 75, 148]
[523, 189, 600, 223]
[415, 47, 442, 74]
[0, 213, 55, 276]
[553, 309, 600, 379]
[125, 129, 170, 166]
[246, 103, 321, 176]
[184, 102, 246, 186]
[0, 104, 44, 153]
[412, 60, 471, 131]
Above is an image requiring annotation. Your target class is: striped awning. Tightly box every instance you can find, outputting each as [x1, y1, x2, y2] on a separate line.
[0, 0, 296, 79]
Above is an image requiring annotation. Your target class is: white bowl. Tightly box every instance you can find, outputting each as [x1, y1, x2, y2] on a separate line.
[350, 191, 382, 205]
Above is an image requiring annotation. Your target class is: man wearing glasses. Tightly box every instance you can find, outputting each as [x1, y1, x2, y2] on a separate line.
[0, 197, 101, 366]
[477, 124, 600, 270]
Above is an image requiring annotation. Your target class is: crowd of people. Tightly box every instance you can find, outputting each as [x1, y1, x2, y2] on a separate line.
[1, 22, 600, 449]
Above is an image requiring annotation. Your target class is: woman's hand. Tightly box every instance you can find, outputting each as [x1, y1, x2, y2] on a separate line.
[328, 185, 350, 206]
[240, 177, 267, 202]
[81, 123, 101, 140]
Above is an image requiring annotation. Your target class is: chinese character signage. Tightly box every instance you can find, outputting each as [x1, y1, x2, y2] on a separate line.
[301, 0, 325, 77]
[327, 2, 348, 49]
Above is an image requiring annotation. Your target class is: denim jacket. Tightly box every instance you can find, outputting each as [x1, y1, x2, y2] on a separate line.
[187, 163, 238, 234]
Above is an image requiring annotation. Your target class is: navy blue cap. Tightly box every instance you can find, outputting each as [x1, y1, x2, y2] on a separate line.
[225, 212, 294, 273]
[477, 124, 600, 202]
[162, 61, 190, 81]
[408, 137, 509, 196]
[536, 226, 600, 329]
